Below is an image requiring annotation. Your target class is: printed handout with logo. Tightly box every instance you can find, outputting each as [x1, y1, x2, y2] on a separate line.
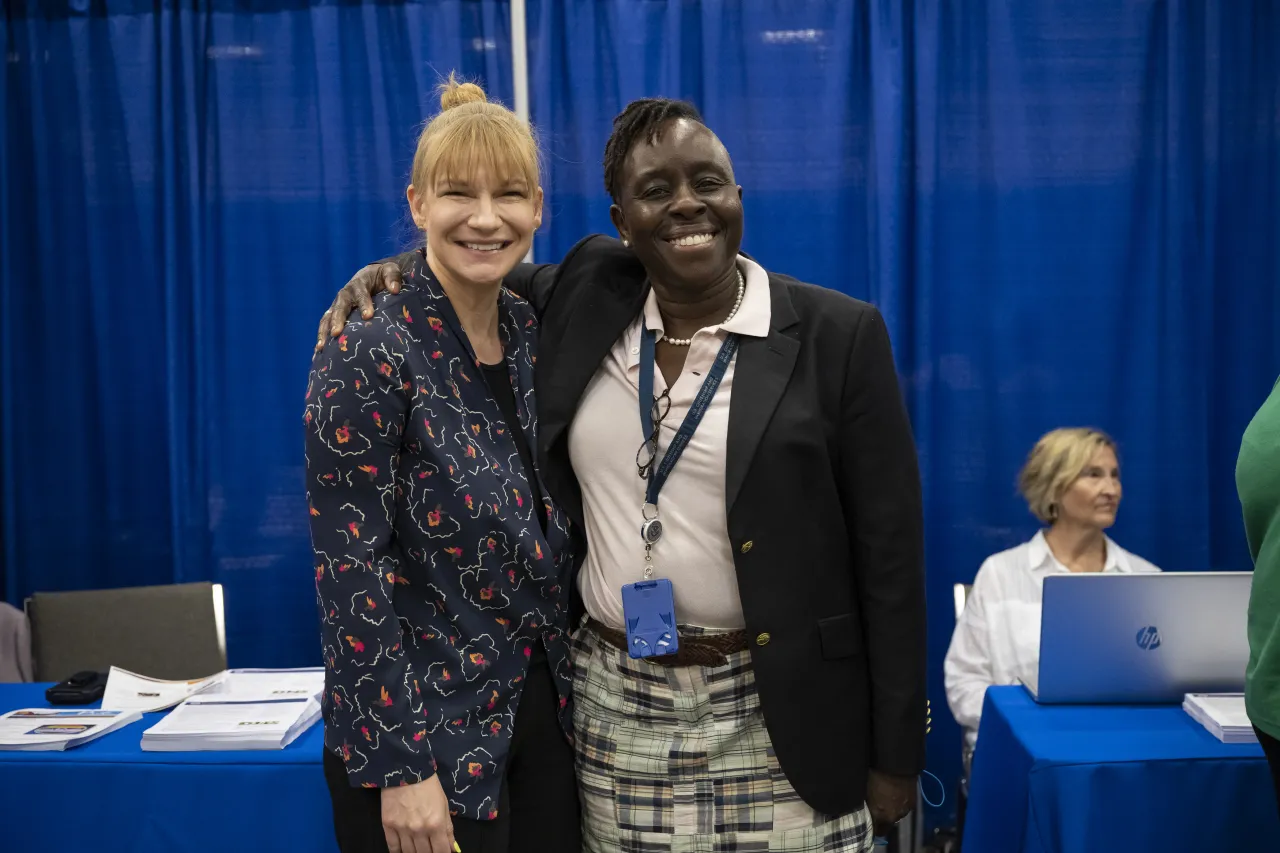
[0, 708, 143, 751]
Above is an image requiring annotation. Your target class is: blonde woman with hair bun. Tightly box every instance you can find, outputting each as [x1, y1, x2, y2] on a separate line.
[944, 427, 1162, 757]
[305, 74, 579, 853]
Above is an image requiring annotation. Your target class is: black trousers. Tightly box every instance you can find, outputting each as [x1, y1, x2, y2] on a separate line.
[1256, 724, 1280, 818]
[324, 656, 580, 853]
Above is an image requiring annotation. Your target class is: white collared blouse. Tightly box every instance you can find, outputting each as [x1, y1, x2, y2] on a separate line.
[944, 530, 1162, 747]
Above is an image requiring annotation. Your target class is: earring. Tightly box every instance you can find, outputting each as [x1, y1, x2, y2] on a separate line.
[622, 239, 630, 248]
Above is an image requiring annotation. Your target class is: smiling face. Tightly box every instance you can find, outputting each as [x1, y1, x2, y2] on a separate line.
[408, 167, 542, 289]
[406, 91, 543, 291]
[608, 118, 743, 294]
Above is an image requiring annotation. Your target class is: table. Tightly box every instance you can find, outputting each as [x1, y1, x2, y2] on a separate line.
[963, 685, 1279, 852]
[0, 683, 337, 853]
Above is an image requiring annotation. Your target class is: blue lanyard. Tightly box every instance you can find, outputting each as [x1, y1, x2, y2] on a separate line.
[638, 328, 739, 507]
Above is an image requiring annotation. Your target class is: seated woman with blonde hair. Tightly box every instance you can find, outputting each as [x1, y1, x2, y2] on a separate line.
[944, 428, 1161, 754]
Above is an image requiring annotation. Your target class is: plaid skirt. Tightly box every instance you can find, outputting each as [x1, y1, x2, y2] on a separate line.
[570, 624, 874, 853]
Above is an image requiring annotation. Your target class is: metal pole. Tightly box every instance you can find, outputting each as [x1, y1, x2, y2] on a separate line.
[510, 0, 533, 262]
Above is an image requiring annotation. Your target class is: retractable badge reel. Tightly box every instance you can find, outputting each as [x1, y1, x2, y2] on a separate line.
[622, 502, 678, 659]
[639, 502, 663, 565]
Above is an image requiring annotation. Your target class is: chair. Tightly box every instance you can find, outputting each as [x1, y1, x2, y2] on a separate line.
[953, 583, 973, 621]
[26, 582, 226, 682]
[952, 582, 975, 851]
[0, 602, 33, 682]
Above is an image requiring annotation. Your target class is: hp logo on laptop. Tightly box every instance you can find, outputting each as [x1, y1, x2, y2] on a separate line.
[1135, 626, 1162, 650]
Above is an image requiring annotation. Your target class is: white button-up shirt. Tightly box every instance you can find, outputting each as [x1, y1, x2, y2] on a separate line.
[944, 530, 1162, 748]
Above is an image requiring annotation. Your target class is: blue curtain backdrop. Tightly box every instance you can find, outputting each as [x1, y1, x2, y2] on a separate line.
[1, 0, 514, 668]
[4, 0, 1279, 826]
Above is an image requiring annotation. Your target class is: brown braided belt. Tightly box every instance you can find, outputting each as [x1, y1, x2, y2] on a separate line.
[587, 618, 749, 667]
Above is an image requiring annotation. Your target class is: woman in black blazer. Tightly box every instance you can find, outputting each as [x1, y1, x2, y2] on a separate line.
[320, 99, 926, 852]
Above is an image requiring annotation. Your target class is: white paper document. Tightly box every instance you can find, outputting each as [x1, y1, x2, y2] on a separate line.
[1183, 693, 1257, 744]
[0, 708, 142, 751]
[205, 667, 324, 702]
[141, 695, 321, 751]
[100, 667, 226, 713]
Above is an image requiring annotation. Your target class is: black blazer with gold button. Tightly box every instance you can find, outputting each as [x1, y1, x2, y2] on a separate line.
[505, 234, 927, 815]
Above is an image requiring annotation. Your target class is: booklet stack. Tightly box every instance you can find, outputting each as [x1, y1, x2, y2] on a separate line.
[140, 667, 324, 751]
[0, 708, 142, 751]
[1182, 693, 1257, 744]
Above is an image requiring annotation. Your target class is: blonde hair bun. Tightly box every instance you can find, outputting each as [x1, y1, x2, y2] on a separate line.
[409, 69, 540, 213]
[439, 73, 488, 111]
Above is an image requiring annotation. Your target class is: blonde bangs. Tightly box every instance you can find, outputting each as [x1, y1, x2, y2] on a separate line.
[411, 102, 540, 195]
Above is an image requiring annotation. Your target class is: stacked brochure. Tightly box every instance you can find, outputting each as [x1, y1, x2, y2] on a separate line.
[140, 667, 324, 751]
[202, 667, 325, 702]
[0, 708, 142, 751]
[1183, 693, 1257, 744]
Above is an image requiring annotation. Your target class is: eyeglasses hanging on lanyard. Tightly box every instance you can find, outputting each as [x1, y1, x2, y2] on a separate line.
[634, 327, 739, 578]
[635, 389, 672, 481]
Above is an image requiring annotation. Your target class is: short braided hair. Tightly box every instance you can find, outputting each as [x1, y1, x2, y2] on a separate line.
[603, 98, 705, 203]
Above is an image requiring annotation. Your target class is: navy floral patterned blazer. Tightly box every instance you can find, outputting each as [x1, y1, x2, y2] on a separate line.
[304, 249, 575, 819]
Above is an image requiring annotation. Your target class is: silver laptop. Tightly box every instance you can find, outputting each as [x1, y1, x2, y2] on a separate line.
[1025, 571, 1251, 704]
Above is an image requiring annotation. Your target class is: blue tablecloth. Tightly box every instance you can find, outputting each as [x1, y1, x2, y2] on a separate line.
[963, 685, 1279, 853]
[0, 683, 337, 853]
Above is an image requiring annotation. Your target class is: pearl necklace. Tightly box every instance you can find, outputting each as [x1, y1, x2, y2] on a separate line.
[659, 268, 745, 346]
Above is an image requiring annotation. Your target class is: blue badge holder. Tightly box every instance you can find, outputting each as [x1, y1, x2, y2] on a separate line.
[621, 579, 679, 660]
